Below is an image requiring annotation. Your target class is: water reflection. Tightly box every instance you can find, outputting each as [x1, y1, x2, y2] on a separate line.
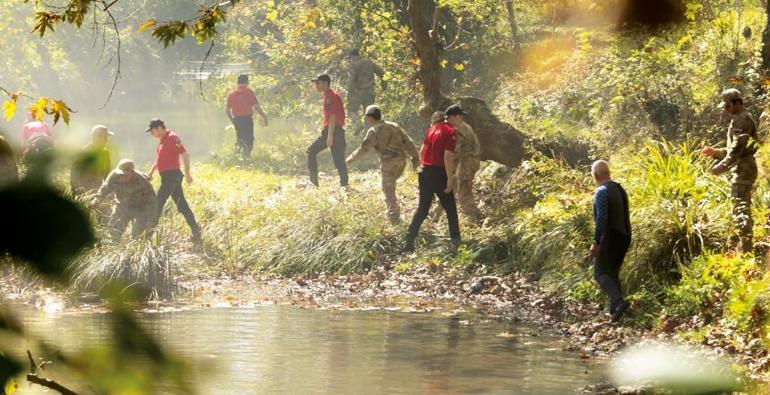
[16, 306, 602, 394]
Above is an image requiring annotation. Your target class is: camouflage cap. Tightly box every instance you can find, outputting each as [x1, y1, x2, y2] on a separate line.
[115, 159, 134, 175]
[718, 88, 742, 109]
[431, 111, 446, 124]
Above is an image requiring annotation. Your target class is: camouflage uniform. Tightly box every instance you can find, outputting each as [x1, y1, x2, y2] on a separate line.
[432, 121, 483, 222]
[711, 109, 758, 251]
[347, 119, 420, 222]
[347, 57, 385, 127]
[96, 163, 158, 241]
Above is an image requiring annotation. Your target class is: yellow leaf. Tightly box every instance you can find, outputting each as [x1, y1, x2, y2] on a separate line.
[454, 63, 465, 71]
[138, 19, 156, 32]
[30, 98, 48, 121]
[52, 100, 71, 125]
[2, 99, 17, 121]
[440, 59, 448, 68]
[4, 379, 18, 395]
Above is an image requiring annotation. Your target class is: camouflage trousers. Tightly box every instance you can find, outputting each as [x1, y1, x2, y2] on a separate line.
[347, 89, 375, 132]
[110, 204, 158, 241]
[381, 157, 407, 223]
[731, 183, 753, 253]
[431, 159, 483, 223]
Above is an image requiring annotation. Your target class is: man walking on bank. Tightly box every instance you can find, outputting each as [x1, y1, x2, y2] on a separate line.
[403, 111, 461, 253]
[347, 49, 386, 132]
[590, 160, 631, 323]
[225, 74, 269, 159]
[346, 105, 420, 223]
[146, 119, 202, 243]
[307, 73, 349, 188]
[701, 88, 758, 252]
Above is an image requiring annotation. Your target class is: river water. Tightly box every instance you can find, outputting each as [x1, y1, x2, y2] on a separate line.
[13, 305, 604, 394]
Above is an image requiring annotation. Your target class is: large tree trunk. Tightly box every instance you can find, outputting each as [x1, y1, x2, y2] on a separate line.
[407, 0, 452, 117]
[407, 0, 528, 167]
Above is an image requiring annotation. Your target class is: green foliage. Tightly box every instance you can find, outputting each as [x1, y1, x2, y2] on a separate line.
[665, 252, 755, 318]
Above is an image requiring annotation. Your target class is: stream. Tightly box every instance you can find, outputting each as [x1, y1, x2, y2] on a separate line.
[12, 305, 604, 394]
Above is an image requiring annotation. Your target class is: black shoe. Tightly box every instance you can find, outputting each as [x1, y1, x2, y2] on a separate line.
[400, 244, 415, 254]
[611, 300, 630, 323]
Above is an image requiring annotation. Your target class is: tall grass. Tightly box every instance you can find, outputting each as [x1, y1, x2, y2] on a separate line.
[491, 141, 735, 316]
[69, 226, 201, 299]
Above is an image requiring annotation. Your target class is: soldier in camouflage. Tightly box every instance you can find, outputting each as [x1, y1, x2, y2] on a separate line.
[702, 88, 759, 252]
[444, 104, 483, 223]
[346, 105, 420, 223]
[347, 49, 386, 133]
[94, 159, 158, 241]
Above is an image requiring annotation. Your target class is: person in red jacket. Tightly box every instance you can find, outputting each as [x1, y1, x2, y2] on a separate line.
[307, 73, 349, 188]
[225, 74, 268, 159]
[402, 111, 461, 253]
[146, 118, 201, 243]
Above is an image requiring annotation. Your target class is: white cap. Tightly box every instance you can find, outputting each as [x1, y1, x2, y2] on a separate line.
[92, 125, 115, 137]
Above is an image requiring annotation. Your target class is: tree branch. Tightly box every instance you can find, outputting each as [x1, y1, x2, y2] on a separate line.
[199, 40, 216, 100]
[99, 0, 121, 109]
[26, 374, 78, 395]
[25, 350, 78, 395]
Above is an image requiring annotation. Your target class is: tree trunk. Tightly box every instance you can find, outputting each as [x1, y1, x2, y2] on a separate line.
[407, 0, 452, 117]
[504, 0, 520, 50]
[407, 0, 531, 167]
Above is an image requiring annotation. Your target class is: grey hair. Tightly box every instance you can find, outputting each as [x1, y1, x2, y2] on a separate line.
[591, 160, 610, 178]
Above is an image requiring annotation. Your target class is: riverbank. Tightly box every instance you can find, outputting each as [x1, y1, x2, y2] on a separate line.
[5, 146, 770, 387]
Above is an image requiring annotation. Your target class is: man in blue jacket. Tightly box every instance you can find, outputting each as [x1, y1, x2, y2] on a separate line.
[590, 160, 631, 323]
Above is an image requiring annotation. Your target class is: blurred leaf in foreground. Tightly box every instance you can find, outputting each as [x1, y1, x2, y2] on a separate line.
[0, 180, 94, 280]
[0, 354, 21, 393]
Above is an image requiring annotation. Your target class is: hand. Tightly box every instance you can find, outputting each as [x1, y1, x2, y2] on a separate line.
[589, 243, 599, 258]
[346, 158, 352, 165]
[444, 179, 454, 193]
[147, 172, 153, 181]
[185, 174, 194, 184]
[327, 138, 333, 148]
[701, 146, 715, 157]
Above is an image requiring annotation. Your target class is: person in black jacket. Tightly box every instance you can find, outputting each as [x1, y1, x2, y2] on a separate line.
[589, 160, 632, 323]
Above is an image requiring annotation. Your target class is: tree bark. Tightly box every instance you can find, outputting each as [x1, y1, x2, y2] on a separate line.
[504, 0, 520, 50]
[407, 0, 452, 117]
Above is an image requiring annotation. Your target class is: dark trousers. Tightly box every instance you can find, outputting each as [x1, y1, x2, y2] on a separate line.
[307, 126, 348, 187]
[233, 116, 254, 158]
[157, 170, 200, 236]
[406, 166, 461, 245]
[594, 231, 631, 313]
